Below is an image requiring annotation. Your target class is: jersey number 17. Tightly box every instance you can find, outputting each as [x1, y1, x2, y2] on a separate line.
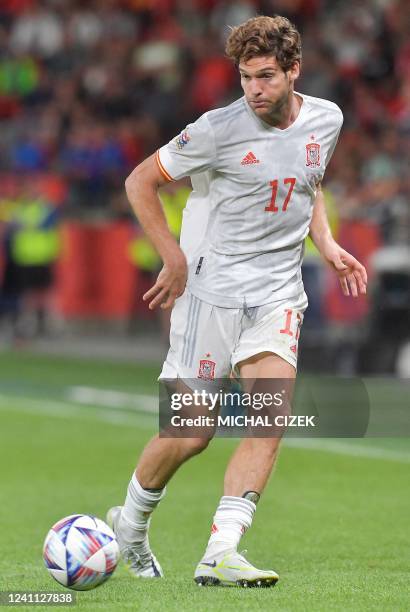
[265, 178, 296, 213]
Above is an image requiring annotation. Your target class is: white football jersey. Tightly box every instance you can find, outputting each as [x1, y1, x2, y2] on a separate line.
[157, 93, 343, 307]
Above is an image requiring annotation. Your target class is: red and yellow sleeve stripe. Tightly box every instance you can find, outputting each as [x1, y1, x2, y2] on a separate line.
[155, 150, 174, 182]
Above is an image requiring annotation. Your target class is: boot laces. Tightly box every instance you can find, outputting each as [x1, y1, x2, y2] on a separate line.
[123, 542, 152, 570]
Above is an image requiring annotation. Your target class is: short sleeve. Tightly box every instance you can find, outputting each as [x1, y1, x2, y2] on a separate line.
[156, 114, 217, 181]
[324, 109, 343, 169]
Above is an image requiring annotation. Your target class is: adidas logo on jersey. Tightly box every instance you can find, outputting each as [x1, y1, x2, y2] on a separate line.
[241, 151, 260, 165]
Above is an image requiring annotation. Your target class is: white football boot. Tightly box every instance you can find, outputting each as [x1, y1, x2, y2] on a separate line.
[107, 506, 163, 578]
[194, 549, 279, 587]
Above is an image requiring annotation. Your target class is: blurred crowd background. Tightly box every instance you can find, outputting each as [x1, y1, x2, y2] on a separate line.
[0, 0, 409, 375]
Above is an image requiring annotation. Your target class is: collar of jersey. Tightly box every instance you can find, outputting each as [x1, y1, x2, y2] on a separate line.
[243, 92, 307, 134]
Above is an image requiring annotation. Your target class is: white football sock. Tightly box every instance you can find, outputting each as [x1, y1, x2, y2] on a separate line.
[120, 474, 166, 543]
[204, 496, 256, 556]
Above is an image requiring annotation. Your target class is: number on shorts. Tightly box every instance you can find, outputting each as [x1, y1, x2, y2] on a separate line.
[280, 309, 302, 338]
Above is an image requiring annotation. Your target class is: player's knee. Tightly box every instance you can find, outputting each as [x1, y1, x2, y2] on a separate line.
[182, 436, 211, 457]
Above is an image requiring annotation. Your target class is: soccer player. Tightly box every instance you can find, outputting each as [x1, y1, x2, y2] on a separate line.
[108, 15, 367, 587]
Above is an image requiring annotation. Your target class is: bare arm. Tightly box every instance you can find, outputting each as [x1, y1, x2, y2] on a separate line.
[309, 185, 334, 254]
[309, 185, 367, 297]
[125, 154, 187, 310]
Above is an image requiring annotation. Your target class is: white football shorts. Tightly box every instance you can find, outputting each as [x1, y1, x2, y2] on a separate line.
[160, 289, 308, 382]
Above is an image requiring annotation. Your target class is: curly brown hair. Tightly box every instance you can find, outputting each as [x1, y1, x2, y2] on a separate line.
[225, 15, 302, 72]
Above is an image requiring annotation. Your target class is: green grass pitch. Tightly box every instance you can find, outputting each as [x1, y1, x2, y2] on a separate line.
[0, 351, 409, 611]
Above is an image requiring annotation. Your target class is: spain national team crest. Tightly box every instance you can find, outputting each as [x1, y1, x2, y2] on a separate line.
[198, 359, 216, 380]
[175, 130, 190, 150]
[306, 142, 320, 167]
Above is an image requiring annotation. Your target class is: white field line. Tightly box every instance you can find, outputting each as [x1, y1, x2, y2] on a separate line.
[1, 389, 410, 463]
[65, 386, 157, 413]
[0, 393, 150, 427]
[283, 438, 410, 463]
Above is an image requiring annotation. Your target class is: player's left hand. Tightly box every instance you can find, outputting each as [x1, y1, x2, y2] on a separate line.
[322, 241, 367, 297]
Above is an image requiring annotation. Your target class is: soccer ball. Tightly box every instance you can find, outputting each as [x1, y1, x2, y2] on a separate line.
[43, 514, 120, 591]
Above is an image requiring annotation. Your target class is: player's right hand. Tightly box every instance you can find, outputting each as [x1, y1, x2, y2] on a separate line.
[143, 252, 188, 310]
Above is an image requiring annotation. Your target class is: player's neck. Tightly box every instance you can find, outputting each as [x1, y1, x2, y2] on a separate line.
[262, 91, 302, 129]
